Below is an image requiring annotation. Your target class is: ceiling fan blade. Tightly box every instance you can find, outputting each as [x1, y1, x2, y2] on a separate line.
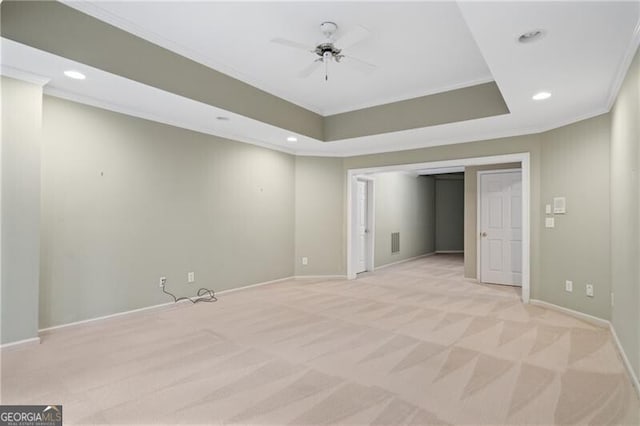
[335, 26, 370, 49]
[342, 55, 377, 74]
[271, 38, 313, 52]
[298, 60, 322, 78]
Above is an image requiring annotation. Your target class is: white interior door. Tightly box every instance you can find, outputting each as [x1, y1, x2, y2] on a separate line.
[479, 171, 522, 286]
[356, 180, 368, 273]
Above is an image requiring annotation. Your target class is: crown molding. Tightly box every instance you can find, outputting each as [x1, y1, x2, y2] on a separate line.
[606, 17, 640, 111]
[0, 65, 50, 86]
[44, 87, 297, 156]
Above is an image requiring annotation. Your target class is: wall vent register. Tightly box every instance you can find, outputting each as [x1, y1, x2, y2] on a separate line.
[391, 232, 400, 254]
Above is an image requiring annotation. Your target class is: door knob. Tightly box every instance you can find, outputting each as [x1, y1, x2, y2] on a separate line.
[481, 232, 487, 237]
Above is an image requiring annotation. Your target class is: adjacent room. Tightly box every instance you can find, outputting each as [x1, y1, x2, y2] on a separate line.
[2, 1, 640, 425]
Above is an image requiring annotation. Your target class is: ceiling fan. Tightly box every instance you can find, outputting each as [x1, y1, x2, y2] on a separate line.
[271, 21, 377, 81]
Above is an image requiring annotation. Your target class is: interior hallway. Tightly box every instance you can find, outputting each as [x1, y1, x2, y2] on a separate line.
[2, 254, 638, 424]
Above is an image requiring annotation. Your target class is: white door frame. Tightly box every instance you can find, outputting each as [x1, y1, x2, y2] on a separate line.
[352, 176, 375, 273]
[477, 169, 523, 286]
[347, 152, 530, 303]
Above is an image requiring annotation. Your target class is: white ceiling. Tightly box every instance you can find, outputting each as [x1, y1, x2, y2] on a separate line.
[2, 1, 640, 157]
[63, 1, 493, 116]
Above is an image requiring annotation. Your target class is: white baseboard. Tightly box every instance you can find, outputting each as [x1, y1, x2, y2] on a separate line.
[374, 252, 435, 271]
[0, 336, 41, 351]
[39, 275, 296, 334]
[293, 275, 348, 280]
[39, 300, 180, 334]
[216, 276, 294, 295]
[435, 250, 464, 254]
[529, 299, 609, 327]
[529, 298, 639, 397]
[609, 322, 640, 396]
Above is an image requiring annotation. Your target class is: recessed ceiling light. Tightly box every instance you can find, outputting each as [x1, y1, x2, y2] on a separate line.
[518, 30, 544, 44]
[63, 70, 86, 80]
[287, 136, 298, 142]
[532, 91, 552, 101]
[216, 116, 230, 121]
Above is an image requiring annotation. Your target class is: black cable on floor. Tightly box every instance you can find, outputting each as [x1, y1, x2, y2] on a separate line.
[162, 284, 217, 304]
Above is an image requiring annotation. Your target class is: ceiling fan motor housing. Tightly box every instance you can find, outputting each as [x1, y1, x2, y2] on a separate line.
[315, 43, 342, 61]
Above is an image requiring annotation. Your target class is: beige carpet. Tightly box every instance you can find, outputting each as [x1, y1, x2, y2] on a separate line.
[2, 254, 638, 425]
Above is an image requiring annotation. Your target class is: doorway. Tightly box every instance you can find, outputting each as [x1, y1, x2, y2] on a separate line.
[347, 153, 530, 303]
[354, 177, 374, 274]
[477, 170, 523, 286]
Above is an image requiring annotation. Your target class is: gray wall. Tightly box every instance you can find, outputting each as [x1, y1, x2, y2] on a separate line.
[39, 96, 295, 328]
[374, 173, 435, 267]
[1, 77, 42, 344]
[435, 175, 464, 252]
[539, 114, 612, 320]
[294, 156, 345, 276]
[610, 46, 640, 376]
[464, 163, 521, 279]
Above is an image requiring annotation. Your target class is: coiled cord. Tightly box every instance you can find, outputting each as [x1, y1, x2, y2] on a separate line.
[162, 284, 217, 304]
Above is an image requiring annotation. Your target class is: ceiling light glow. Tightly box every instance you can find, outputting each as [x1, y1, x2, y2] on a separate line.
[64, 70, 86, 80]
[532, 91, 551, 101]
[287, 136, 298, 142]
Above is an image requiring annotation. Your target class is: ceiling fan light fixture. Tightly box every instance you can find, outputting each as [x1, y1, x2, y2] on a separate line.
[271, 21, 376, 81]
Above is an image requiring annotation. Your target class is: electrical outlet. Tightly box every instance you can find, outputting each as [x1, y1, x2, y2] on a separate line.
[159, 276, 167, 287]
[545, 217, 555, 228]
[188, 272, 195, 283]
[586, 284, 594, 297]
[565, 280, 573, 292]
[302, 257, 308, 265]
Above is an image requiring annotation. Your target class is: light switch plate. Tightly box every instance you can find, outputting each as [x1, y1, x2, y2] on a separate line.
[545, 217, 555, 228]
[187, 272, 195, 283]
[553, 197, 566, 214]
[586, 284, 594, 297]
[565, 280, 573, 292]
[545, 204, 552, 214]
[302, 257, 308, 265]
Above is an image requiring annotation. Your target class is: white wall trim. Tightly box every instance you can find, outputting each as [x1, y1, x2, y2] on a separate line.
[0, 337, 41, 351]
[347, 152, 531, 305]
[293, 275, 348, 280]
[39, 276, 295, 334]
[374, 252, 435, 271]
[529, 299, 639, 397]
[606, 18, 640, 111]
[529, 299, 609, 328]
[609, 322, 640, 396]
[39, 300, 184, 334]
[0, 65, 50, 86]
[216, 276, 293, 295]
[44, 88, 297, 156]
